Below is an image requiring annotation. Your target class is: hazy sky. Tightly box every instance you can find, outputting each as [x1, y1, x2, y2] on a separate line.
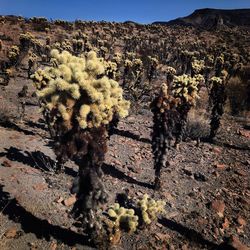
[1, 0, 250, 24]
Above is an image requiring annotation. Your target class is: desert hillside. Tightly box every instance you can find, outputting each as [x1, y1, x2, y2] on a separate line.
[0, 10, 249, 250]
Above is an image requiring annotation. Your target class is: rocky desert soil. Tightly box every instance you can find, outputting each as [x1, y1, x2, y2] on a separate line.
[0, 69, 249, 250]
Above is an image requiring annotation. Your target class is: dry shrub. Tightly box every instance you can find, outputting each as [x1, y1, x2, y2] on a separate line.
[226, 76, 250, 115]
[0, 99, 17, 124]
[196, 86, 209, 111]
[185, 109, 210, 141]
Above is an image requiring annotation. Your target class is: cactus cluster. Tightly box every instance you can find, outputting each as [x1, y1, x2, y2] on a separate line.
[137, 194, 166, 224]
[31, 49, 130, 238]
[208, 75, 227, 140]
[191, 59, 205, 74]
[7, 45, 20, 65]
[108, 203, 139, 233]
[104, 194, 166, 244]
[104, 60, 118, 80]
[172, 74, 200, 106]
[151, 83, 180, 189]
[32, 49, 130, 130]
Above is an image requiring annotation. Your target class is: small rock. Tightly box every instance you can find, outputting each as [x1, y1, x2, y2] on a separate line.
[181, 244, 189, 250]
[2, 160, 12, 168]
[63, 195, 76, 206]
[4, 227, 17, 238]
[50, 241, 57, 250]
[215, 164, 226, 170]
[222, 218, 230, 229]
[182, 168, 192, 176]
[194, 172, 208, 182]
[211, 199, 225, 217]
[237, 216, 246, 227]
[229, 235, 249, 250]
[238, 129, 250, 138]
[33, 183, 47, 191]
[154, 232, 171, 241]
[235, 169, 247, 176]
[55, 197, 64, 203]
[212, 147, 222, 154]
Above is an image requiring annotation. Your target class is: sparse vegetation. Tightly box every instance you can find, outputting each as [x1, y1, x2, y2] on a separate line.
[0, 11, 249, 250]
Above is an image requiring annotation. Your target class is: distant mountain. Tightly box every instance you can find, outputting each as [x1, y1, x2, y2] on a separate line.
[153, 8, 250, 29]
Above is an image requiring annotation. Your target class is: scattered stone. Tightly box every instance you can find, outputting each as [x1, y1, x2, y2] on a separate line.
[55, 197, 64, 203]
[4, 227, 17, 238]
[2, 160, 12, 168]
[211, 199, 225, 217]
[229, 235, 249, 250]
[194, 172, 208, 182]
[238, 129, 250, 138]
[50, 241, 57, 250]
[181, 244, 189, 250]
[237, 216, 246, 227]
[215, 163, 226, 170]
[154, 232, 171, 241]
[182, 168, 192, 176]
[235, 169, 247, 177]
[33, 183, 47, 191]
[212, 147, 222, 154]
[222, 218, 230, 229]
[63, 195, 76, 206]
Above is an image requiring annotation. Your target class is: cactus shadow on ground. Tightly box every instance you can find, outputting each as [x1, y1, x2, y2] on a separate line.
[0, 184, 92, 247]
[102, 163, 154, 189]
[0, 120, 36, 136]
[1, 146, 77, 176]
[112, 128, 151, 144]
[159, 218, 219, 249]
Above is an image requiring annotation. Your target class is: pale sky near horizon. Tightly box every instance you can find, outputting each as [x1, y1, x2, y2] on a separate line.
[0, 0, 250, 24]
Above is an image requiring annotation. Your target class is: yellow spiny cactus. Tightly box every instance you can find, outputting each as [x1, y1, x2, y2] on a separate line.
[172, 74, 200, 106]
[210, 76, 223, 85]
[137, 194, 166, 225]
[191, 59, 205, 74]
[7, 45, 20, 63]
[165, 66, 176, 75]
[32, 49, 130, 129]
[108, 203, 139, 233]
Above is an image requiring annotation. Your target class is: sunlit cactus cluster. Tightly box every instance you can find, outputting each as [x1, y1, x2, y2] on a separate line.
[172, 74, 201, 106]
[137, 194, 166, 224]
[191, 59, 205, 74]
[7, 45, 20, 64]
[32, 49, 130, 130]
[108, 203, 139, 233]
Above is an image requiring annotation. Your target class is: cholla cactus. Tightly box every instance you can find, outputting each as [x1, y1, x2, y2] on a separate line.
[28, 53, 38, 78]
[215, 54, 224, 77]
[32, 49, 130, 130]
[137, 194, 166, 224]
[165, 66, 176, 84]
[208, 76, 227, 140]
[2, 67, 13, 85]
[104, 60, 118, 80]
[172, 74, 200, 105]
[108, 203, 139, 234]
[113, 52, 122, 66]
[172, 74, 201, 146]
[72, 39, 83, 54]
[147, 56, 158, 82]
[19, 32, 34, 51]
[104, 194, 165, 245]
[7, 46, 20, 65]
[191, 59, 205, 75]
[32, 49, 130, 232]
[150, 83, 180, 189]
